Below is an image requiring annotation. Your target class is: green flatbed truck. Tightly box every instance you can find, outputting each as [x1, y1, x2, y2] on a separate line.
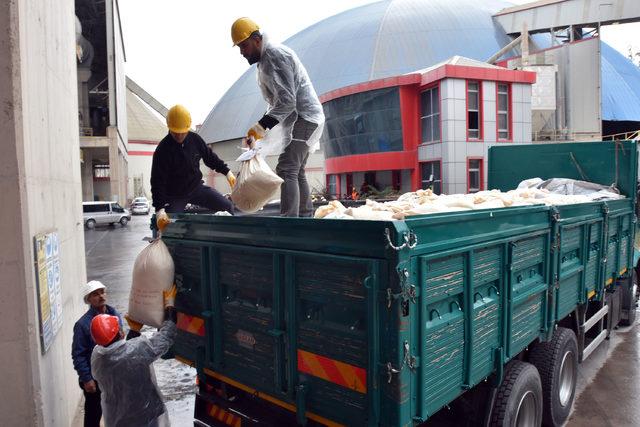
[160, 141, 639, 427]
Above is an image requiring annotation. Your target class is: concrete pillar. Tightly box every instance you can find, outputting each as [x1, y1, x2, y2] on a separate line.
[0, 1, 86, 425]
[81, 148, 94, 201]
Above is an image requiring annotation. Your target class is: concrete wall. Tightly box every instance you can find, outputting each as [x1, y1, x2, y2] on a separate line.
[0, 0, 87, 425]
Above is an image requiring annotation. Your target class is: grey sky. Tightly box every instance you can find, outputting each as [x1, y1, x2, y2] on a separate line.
[118, 0, 640, 125]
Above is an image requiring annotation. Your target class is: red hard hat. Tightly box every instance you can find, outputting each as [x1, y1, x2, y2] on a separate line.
[90, 314, 120, 346]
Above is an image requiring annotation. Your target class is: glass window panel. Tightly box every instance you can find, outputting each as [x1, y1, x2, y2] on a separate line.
[321, 88, 402, 158]
[468, 111, 479, 131]
[468, 92, 478, 110]
[498, 114, 508, 131]
[432, 87, 439, 114]
[498, 83, 508, 93]
[425, 119, 432, 143]
[498, 93, 508, 111]
[469, 171, 479, 190]
[469, 82, 479, 91]
[498, 130, 509, 139]
[433, 115, 440, 141]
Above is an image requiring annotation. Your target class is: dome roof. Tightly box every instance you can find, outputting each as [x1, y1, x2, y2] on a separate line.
[199, 0, 640, 143]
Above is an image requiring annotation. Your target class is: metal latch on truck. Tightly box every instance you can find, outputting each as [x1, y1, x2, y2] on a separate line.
[383, 340, 418, 383]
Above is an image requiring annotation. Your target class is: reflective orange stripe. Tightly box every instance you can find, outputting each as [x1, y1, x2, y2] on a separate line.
[206, 403, 241, 426]
[176, 312, 205, 336]
[297, 349, 367, 394]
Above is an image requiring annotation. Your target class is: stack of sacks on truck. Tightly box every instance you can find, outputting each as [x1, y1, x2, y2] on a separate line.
[314, 179, 625, 221]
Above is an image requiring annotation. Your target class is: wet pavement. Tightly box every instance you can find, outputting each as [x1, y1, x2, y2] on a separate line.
[83, 214, 196, 425]
[81, 214, 640, 426]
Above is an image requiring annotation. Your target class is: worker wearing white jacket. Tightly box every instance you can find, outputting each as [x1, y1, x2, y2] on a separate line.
[90, 286, 177, 427]
[232, 17, 325, 217]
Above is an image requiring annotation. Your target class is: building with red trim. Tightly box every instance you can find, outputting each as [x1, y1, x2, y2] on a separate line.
[321, 57, 536, 196]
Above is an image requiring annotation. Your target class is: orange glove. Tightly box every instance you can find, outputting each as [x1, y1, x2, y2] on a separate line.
[156, 208, 170, 232]
[247, 123, 266, 141]
[124, 314, 143, 332]
[163, 284, 177, 308]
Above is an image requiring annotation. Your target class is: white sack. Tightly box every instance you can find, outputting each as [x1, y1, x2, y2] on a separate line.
[231, 153, 284, 213]
[128, 238, 175, 328]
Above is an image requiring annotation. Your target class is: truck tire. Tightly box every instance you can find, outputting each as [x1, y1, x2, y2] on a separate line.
[85, 219, 96, 229]
[528, 327, 578, 426]
[490, 360, 543, 427]
[620, 271, 637, 326]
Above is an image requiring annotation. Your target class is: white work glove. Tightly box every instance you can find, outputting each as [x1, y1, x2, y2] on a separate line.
[226, 171, 237, 188]
[247, 123, 266, 141]
[156, 208, 170, 232]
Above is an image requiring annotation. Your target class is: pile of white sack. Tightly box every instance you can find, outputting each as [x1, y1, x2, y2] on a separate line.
[314, 178, 625, 221]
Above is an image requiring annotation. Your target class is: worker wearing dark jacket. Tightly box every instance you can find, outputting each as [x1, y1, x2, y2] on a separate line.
[151, 105, 236, 227]
[72, 281, 122, 427]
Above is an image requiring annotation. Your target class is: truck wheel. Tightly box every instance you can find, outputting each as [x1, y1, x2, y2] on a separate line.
[490, 360, 542, 427]
[528, 327, 578, 426]
[85, 219, 96, 229]
[620, 271, 637, 326]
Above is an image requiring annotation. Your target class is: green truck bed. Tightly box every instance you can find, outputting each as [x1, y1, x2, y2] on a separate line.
[163, 141, 637, 426]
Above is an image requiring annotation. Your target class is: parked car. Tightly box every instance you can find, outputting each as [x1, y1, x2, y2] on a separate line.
[130, 196, 150, 215]
[83, 201, 131, 229]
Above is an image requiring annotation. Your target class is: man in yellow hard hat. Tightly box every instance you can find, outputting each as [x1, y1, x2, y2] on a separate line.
[151, 105, 236, 227]
[231, 17, 325, 217]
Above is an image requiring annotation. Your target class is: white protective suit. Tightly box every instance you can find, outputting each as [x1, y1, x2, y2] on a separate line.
[255, 35, 325, 156]
[91, 320, 176, 427]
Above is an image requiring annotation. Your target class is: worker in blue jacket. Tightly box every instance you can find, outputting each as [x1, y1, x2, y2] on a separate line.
[71, 281, 122, 427]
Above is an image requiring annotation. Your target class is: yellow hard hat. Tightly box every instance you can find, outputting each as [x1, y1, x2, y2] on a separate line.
[166, 105, 192, 133]
[231, 17, 259, 47]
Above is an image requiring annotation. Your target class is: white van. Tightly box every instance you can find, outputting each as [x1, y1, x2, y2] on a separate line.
[83, 201, 131, 229]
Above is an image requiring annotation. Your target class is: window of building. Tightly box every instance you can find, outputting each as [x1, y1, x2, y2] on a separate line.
[420, 85, 440, 143]
[326, 174, 337, 197]
[467, 81, 482, 140]
[420, 161, 442, 195]
[467, 158, 483, 193]
[321, 87, 403, 158]
[93, 164, 110, 180]
[392, 170, 401, 191]
[346, 173, 353, 194]
[497, 83, 511, 140]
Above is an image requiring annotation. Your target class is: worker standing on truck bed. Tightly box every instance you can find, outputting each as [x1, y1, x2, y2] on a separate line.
[90, 286, 178, 427]
[71, 281, 122, 427]
[231, 17, 325, 217]
[151, 104, 237, 228]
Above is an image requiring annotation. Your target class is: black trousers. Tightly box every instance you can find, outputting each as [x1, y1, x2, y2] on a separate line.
[165, 183, 234, 214]
[80, 382, 102, 427]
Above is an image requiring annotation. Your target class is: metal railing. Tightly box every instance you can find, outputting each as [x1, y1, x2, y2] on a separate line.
[602, 130, 640, 141]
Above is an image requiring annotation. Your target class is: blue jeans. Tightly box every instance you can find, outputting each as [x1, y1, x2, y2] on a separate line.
[165, 183, 233, 214]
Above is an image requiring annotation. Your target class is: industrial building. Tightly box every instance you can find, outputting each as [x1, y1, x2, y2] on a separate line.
[199, 0, 640, 197]
[76, 0, 128, 204]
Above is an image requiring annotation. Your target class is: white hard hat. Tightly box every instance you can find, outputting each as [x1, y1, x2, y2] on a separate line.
[83, 280, 106, 303]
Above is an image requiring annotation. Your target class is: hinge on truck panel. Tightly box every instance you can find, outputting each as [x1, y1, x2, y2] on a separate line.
[382, 341, 417, 383]
[386, 268, 417, 309]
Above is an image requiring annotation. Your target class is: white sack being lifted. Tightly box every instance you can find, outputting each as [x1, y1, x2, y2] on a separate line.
[314, 178, 625, 221]
[231, 149, 284, 213]
[128, 238, 175, 327]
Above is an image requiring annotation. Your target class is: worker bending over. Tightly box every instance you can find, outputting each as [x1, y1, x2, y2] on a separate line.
[231, 17, 325, 217]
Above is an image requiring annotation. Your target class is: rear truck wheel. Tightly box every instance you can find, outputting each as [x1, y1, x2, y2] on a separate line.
[528, 327, 578, 426]
[85, 219, 96, 229]
[490, 360, 543, 427]
[620, 271, 638, 326]
[120, 217, 129, 226]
